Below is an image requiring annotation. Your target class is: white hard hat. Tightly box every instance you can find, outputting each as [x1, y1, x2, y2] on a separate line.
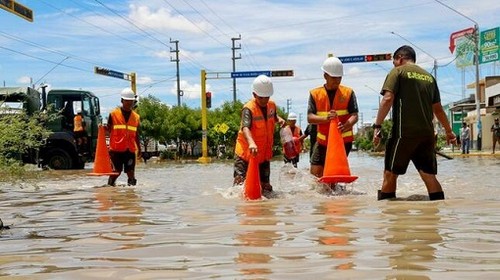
[321, 57, 344, 77]
[252, 75, 274, 97]
[120, 88, 136, 100]
[287, 112, 297, 121]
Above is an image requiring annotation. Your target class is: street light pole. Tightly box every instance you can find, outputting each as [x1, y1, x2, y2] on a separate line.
[434, 0, 482, 150]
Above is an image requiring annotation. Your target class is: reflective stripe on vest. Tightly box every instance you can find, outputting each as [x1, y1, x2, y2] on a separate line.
[311, 85, 354, 145]
[234, 99, 277, 162]
[109, 108, 140, 152]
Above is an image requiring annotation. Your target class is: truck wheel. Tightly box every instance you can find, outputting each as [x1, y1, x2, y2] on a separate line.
[45, 148, 73, 170]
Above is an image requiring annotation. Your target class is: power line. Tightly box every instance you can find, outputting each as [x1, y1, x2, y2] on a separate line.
[39, 0, 157, 52]
[93, 0, 171, 49]
[161, 0, 229, 48]
[0, 46, 88, 73]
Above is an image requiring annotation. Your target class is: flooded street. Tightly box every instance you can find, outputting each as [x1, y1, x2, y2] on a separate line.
[1, 152, 500, 279]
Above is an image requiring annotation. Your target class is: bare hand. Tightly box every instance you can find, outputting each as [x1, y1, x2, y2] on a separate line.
[278, 117, 286, 128]
[248, 143, 258, 156]
[338, 121, 352, 133]
[445, 131, 457, 145]
[325, 110, 337, 122]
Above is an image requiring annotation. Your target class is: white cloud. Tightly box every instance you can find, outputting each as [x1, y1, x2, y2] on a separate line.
[168, 80, 214, 100]
[128, 4, 211, 33]
[137, 76, 153, 85]
[16, 76, 32, 85]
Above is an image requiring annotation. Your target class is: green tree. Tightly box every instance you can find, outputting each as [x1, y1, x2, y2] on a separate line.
[0, 108, 53, 174]
[354, 120, 392, 152]
[135, 95, 170, 153]
[207, 101, 243, 158]
[168, 105, 201, 156]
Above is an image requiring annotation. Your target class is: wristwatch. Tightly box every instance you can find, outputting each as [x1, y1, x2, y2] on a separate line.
[372, 124, 382, 129]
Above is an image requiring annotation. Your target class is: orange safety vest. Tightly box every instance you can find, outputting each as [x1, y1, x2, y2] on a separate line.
[73, 115, 84, 132]
[310, 85, 354, 146]
[234, 99, 277, 163]
[109, 108, 140, 152]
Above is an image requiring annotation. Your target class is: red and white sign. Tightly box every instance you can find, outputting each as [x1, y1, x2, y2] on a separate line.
[449, 27, 475, 53]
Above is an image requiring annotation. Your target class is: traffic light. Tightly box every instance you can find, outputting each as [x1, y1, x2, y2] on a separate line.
[364, 53, 392, 62]
[271, 70, 294, 77]
[206, 91, 212, 108]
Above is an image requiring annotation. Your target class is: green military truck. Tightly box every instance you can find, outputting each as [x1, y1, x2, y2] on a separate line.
[0, 86, 102, 169]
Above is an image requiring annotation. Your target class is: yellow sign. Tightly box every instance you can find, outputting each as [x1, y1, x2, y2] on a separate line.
[0, 0, 33, 22]
[218, 123, 229, 134]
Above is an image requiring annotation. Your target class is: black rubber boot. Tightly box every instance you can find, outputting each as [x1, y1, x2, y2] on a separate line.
[127, 178, 137, 186]
[429, 191, 445, 201]
[107, 177, 117, 186]
[378, 190, 396, 200]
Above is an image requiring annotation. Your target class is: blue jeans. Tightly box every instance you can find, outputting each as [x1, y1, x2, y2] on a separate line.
[461, 138, 470, 154]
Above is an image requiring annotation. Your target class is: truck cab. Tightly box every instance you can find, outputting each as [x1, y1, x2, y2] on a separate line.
[0, 86, 102, 170]
[43, 89, 102, 169]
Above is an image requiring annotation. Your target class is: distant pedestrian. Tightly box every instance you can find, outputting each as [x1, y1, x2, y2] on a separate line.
[282, 112, 306, 168]
[492, 118, 500, 154]
[460, 122, 470, 154]
[373, 45, 457, 201]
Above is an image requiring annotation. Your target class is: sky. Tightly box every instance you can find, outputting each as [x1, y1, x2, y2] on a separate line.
[1, 0, 499, 128]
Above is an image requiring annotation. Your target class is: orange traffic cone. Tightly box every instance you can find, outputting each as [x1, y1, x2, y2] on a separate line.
[87, 125, 119, 176]
[244, 156, 261, 200]
[319, 118, 358, 184]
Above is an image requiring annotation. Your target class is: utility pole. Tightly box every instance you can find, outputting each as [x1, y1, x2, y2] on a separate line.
[170, 38, 181, 106]
[286, 99, 292, 114]
[231, 35, 241, 103]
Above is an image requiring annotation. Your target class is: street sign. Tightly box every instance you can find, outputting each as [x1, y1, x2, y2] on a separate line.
[338, 55, 365, 64]
[218, 123, 229, 134]
[480, 27, 500, 64]
[231, 70, 271, 78]
[449, 27, 475, 53]
[0, 0, 33, 22]
[94, 67, 131, 81]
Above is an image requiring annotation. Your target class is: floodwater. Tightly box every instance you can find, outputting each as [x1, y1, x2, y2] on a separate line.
[1, 152, 500, 279]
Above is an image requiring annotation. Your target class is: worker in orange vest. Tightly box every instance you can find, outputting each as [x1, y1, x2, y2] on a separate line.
[234, 75, 285, 197]
[73, 109, 88, 155]
[105, 88, 141, 187]
[307, 57, 359, 179]
[282, 112, 306, 168]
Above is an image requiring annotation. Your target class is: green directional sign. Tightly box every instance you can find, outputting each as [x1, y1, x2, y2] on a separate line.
[0, 0, 33, 22]
[480, 27, 500, 64]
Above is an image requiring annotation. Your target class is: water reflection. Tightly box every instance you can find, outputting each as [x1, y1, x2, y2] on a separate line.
[378, 202, 442, 277]
[93, 187, 145, 246]
[315, 199, 357, 270]
[234, 202, 280, 276]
